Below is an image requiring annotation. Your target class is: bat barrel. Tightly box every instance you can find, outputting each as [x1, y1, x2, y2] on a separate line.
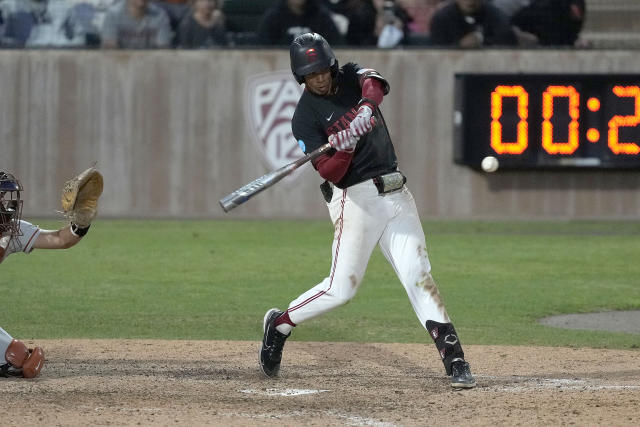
[219, 185, 266, 212]
[219, 164, 295, 212]
[219, 194, 241, 213]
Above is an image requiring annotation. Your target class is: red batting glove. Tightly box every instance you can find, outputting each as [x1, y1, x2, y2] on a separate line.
[328, 129, 359, 152]
[349, 105, 374, 137]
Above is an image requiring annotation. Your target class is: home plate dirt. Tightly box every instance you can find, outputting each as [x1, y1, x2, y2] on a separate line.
[1, 340, 639, 426]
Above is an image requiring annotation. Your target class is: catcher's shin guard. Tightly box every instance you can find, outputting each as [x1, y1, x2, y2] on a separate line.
[425, 320, 465, 375]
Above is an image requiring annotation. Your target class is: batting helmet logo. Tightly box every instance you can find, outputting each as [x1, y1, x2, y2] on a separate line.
[245, 71, 305, 177]
[305, 48, 317, 60]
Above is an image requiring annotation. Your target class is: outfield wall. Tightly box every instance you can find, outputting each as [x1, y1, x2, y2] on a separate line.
[1, 49, 639, 220]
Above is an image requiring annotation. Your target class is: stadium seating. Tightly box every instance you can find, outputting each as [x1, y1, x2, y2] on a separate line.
[222, 0, 275, 45]
[582, 0, 640, 48]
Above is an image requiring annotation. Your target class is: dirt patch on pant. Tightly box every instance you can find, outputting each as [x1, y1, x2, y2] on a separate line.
[2, 339, 639, 426]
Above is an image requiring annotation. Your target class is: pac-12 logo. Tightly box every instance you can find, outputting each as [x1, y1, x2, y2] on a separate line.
[245, 71, 304, 175]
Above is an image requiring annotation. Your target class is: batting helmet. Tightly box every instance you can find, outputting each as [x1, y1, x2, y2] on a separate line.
[0, 171, 23, 238]
[290, 33, 339, 84]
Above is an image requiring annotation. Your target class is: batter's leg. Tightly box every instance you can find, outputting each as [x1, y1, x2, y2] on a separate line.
[286, 188, 386, 326]
[377, 190, 449, 325]
[378, 190, 474, 387]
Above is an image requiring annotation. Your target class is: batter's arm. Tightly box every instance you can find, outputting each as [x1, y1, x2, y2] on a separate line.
[312, 151, 355, 183]
[360, 78, 385, 108]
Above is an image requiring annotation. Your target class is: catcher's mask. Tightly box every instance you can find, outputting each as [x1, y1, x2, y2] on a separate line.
[0, 171, 23, 238]
[290, 32, 339, 84]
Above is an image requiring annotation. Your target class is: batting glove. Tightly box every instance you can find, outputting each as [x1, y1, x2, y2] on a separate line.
[349, 105, 374, 137]
[328, 129, 359, 152]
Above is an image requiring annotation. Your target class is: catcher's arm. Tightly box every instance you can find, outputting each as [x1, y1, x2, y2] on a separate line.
[60, 166, 104, 237]
[33, 226, 84, 249]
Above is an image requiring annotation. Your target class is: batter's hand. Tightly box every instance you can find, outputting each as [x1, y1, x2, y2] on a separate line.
[328, 129, 359, 152]
[349, 105, 374, 137]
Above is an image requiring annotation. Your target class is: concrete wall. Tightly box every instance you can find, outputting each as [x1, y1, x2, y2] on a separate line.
[1, 49, 639, 220]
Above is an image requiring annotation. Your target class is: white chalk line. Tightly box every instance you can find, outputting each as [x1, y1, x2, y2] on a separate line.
[216, 410, 397, 426]
[239, 388, 330, 396]
[477, 375, 640, 392]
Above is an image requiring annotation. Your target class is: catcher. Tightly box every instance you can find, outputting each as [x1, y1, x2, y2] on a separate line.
[0, 167, 103, 378]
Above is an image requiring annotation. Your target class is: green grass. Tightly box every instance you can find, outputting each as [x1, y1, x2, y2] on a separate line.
[2, 219, 639, 349]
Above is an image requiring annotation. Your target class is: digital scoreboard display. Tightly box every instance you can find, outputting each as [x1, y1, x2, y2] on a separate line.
[454, 74, 640, 170]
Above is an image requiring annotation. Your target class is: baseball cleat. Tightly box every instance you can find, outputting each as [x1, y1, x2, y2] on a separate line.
[450, 360, 476, 389]
[259, 308, 290, 378]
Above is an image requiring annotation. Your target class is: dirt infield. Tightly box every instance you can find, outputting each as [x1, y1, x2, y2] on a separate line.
[2, 339, 639, 426]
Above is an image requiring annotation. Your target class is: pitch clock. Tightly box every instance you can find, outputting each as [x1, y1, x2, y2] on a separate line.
[453, 74, 640, 170]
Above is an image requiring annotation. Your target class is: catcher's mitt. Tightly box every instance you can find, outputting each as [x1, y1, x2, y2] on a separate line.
[61, 166, 104, 228]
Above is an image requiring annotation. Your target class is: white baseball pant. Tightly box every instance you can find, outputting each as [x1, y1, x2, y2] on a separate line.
[286, 178, 451, 327]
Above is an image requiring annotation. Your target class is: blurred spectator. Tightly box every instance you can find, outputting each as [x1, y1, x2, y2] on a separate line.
[324, 0, 377, 46]
[48, 0, 121, 47]
[376, 0, 412, 48]
[177, 0, 226, 48]
[321, 0, 348, 38]
[511, 0, 586, 46]
[490, 0, 538, 46]
[491, 0, 530, 18]
[1, 0, 122, 48]
[257, 0, 341, 46]
[153, 0, 189, 40]
[429, 0, 516, 47]
[0, 0, 49, 47]
[346, 0, 378, 46]
[101, 0, 172, 48]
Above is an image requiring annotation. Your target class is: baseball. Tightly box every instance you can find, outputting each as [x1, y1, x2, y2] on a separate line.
[481, 156, 499, 173]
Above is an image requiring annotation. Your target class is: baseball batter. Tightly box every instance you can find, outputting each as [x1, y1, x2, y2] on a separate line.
[259, 33, 475, 388]
[0, 169, 103, 378]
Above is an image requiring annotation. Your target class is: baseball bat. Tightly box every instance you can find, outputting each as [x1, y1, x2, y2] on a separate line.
[219, 142, 331, 212]
[219, 118, 376, 212]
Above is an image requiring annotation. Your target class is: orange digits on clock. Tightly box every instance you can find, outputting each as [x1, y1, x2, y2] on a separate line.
[608, 86, 640, 155]
[542, 86, 580, 154]
[491, 86, 528, 154]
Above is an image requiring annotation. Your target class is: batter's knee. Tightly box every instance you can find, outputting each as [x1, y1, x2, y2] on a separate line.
[332, 295, 354, 308]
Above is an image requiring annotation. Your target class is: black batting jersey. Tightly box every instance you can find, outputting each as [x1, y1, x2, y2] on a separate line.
[291, 62, 398, 189]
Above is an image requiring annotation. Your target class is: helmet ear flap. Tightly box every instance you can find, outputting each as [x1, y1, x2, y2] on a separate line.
[330, 60, 339, 80]
[293, 71, 305, 85]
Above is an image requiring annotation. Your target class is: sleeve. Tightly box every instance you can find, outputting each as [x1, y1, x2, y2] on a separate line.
[16, 221, 40, 254]
[357, 79, 383, 110]
[312, 151, 354, 183]
[356, 67, 390, 96]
